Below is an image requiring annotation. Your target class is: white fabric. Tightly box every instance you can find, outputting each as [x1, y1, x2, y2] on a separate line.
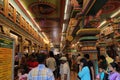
[60, 62, 70, 80]
[60, 57, 67, 61]
[46, 57, 56, 71]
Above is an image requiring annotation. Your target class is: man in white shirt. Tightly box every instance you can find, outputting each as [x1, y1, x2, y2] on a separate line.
[46, 51, 56, 76]
[60, 57, 70, 80]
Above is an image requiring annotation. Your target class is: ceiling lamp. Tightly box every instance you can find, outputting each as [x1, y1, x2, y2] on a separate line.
[62, 23, 67, 32]
[65, 0, 69, 14]
[97, 20, 107, 28]
[43, 39, 49, 44]
[42, 32, 49, 41]
[64, 0, 70, 20]
[110, 9, 120, 18]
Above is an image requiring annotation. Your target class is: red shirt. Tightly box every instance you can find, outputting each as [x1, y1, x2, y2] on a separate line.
[27, 61, 39, 71]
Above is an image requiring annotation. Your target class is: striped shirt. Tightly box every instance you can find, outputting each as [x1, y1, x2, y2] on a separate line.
[28, 64, 55, 80]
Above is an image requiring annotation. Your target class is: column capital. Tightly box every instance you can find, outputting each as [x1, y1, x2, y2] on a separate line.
[2, 25, 10, 36]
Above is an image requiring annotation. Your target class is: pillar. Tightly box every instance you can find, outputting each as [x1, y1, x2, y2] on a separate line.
[21, 37, 26, 53]
[28, 41, 33, 54]
[18, 37, 22, 53]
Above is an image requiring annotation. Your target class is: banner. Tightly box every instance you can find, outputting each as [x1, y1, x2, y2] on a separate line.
[0, 34, 14, 80]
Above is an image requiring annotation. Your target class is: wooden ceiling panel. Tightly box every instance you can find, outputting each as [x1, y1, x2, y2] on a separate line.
[15, 0, 65, 44]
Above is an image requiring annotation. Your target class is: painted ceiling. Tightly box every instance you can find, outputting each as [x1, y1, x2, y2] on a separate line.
[81, 0, 120, 28]
[14, 0, 120, 47]
[15, 0, 65, 45]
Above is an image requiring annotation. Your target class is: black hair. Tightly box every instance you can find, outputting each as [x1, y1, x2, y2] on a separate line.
[110, 62, 120, 72]
[99, 65, 105, 70]
[18, 69, 25, 75]
[78, 54, 81, 56]
[49, 51, 54, 57]
[37, 53, 46, 64]
[100, 55, 105, 60]
[84, 54, 89, 59]
[80, 58, 88, 67]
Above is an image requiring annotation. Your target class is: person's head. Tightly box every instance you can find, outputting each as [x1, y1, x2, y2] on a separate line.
[15, 52, 18, 55]
[49, 51, 54, 57]
[37, 53, 46, 64]
[108, 62, 120, 72]
[18, 69, 25, 76]
[60, 57, 67, 64]
[80, 58, 88, 67]
[84, 54, 89, 59]
[115, 56, 120, 62]
[78, 54, 81, 57]
[100, 55, 106, 61]
[98, 66, 104, 73]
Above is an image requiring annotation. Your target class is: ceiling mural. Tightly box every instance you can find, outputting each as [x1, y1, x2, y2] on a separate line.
[29, 2, 56, 15]
[15, 0, 64, 44]
[102, 0, 120, 14]
[83, 0, 120, 28]
[14, 0, 119, 48]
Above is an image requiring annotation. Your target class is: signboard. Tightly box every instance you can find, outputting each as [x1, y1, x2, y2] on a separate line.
[0, 34, 14, 80]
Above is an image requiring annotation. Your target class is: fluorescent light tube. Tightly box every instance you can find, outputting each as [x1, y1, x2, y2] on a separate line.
[110, 9, 120, 18]
[98, 20, 106, 28]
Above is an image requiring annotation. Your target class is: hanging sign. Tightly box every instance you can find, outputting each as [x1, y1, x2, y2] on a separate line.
[0, 34, 14, 80]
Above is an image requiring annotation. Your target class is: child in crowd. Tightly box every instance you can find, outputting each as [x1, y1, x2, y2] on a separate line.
[18, 69, 28, 80]
[96, 66, 105, 80]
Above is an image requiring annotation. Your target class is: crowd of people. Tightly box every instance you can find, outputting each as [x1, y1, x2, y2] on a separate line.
[14, 51, 120, 80]
[14, 51, 69, 80]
